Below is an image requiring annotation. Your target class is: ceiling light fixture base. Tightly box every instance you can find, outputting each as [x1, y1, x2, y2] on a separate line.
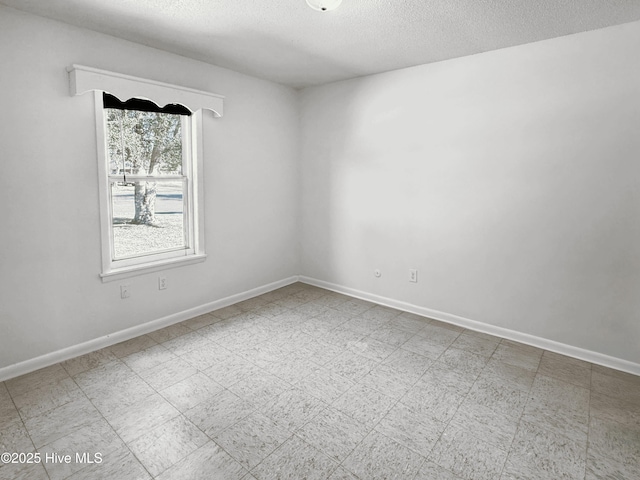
[306, 0, 342, 12]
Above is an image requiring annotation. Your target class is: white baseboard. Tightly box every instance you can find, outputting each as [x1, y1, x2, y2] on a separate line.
[0, 276, 299, 382]
[299, 276, 640, 377]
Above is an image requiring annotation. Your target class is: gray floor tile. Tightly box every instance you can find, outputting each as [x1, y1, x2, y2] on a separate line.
[296, 407, 371, 462]
[250, 435, 339, 480]
[185, 389, 255, 437]
[429, 423, 508, 480]
[6, 285, 639, 480]
[538, 351, 592, 389]
[212, 411, 292, 469]
[374, 401, 445, 456]
[155, 441, 247, 480]
[342, 430, 424, 480]
[504, 420, 586, 480]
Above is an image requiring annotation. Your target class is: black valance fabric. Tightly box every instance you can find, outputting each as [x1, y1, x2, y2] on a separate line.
[103, 92, 191, 116]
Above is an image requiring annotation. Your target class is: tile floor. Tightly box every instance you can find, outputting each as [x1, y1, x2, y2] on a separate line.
[1, 282, 639, 479]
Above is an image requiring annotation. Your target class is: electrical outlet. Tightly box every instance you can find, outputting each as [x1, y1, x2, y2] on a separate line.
[158, 276, 167, 290]
[120, 284, 131, 299]
[409, 269, 418, 283]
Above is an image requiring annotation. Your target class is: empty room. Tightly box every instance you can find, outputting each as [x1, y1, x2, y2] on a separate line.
[0, 1, 639, 479]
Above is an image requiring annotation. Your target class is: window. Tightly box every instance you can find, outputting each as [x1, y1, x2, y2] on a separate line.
[67, 65, 224, 281]
[103, 93, 195, 264]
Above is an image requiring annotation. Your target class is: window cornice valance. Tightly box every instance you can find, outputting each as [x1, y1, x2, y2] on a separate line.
[67, 64, 224, 117]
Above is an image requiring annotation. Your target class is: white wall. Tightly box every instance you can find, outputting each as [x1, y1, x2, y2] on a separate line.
[0, 6, 300, 369]
[300, 22, 640, 365]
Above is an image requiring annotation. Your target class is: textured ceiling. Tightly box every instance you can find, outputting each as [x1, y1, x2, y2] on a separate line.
[3, 0, 640, 88]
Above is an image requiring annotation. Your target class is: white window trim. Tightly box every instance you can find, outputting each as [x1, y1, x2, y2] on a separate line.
[67, 65, 224, 282]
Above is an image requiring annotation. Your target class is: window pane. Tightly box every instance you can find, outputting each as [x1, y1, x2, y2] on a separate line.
[111, 180, 187, 259]
[105, 109, 183, 176]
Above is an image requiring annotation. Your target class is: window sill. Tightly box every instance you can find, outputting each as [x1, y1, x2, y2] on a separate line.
[100, 254, 207, 283]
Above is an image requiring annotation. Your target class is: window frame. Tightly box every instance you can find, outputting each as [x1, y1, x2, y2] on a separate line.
[95, 91, 207, 281]
[67, 65, 223, 282]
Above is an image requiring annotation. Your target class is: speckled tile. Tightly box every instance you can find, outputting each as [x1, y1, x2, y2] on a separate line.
[538, 351, 592, 389]
[128, 415, 208, 477]
[5, 364, 70, 399]
[65, 445, 152, 480]
[228, 372, 291, 408]
[295, 302, 334, 318]
[587, 415, 640, 467]
[323, 327, 368, 350]
[81, 374, 156, 419]
[479, 358, 536, 392]
[184, 389, 255, 437]
[589, 391, 640, 427]
[331, 383, 395, 429]
[415, 322, 462, 344]
[296, 366, 355, 404]
[105, 393, 180, 444]
[529, 374, 590, 411]
[401, 335, 449, 360]
[39, 418, 123, 480]
[212, 411, 292, 469]
[11, 376, 84, 420]
[382, 348, 432, 377]
[325, 350, 378, 382]
[429, 423, 508, 480]
[108, 335, 158, 358]
[251, 435, 338, 480]
[437, 347, 490, 378]
[136, 356, 198, 390]
[522, 395, 589, 445]
[179, 341, 234, 370]
[450, 400, 519, 451]
[466, 375, 530, 420]
[491, 341, 542, 372]
[0, 417, 34, 454]
[504, 420, 586, 480]
[203, 354, 264, 388]
[368, 325, 414, 347]
[341, 316, 389, 336]
[180, 313, 219, 331]
[147, 323, 193, 343]
[386, 312, 429, 334]
[591, 365, 640, 386]
[346, 336, 397, 362]
[159, 372, 224, 412]
[591, 370, 640, 405]
[23, 396, 101, 448]
[160, 331, 212, 356]
[450, 332, 499, 357]
[0, 460, 49, 480]
[74, 361, 155, 418]
[210, 304, 244, 320]
[299, 339, 345, 366]
[263, 357, 318, 385]
[585, 450, 640, 480]
[342, 430, 424, 480]
[0, 383, 18, 423]
[419, 362, 478, 396]
[327, 466, 360, 480]
[333, 298, 375, 316]
[121, 344, 177, 373]
[358, 363, 416, 399]
[414, 461, 463, 480]
[296, 407, 370, 462]
[260, 387, 327, 432]
[375, 402, 445, 456]
[61, 348, 118, 377]
[401, 368, 470, 423]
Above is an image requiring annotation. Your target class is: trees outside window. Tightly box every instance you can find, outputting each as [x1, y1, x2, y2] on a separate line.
[102, 95, 195, 262]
